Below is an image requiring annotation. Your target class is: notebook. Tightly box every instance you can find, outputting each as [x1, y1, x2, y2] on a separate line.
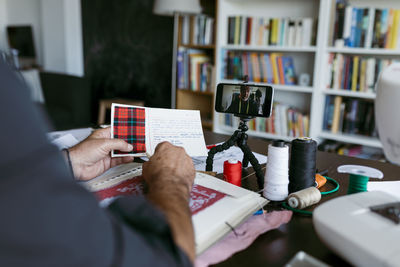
[82, 162, 268, 255]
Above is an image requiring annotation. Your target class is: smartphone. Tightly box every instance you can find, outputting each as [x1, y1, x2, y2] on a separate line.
[215, 83, 274, 117]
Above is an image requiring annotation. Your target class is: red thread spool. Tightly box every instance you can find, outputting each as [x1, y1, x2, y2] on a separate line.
[223, 159, 242, 187]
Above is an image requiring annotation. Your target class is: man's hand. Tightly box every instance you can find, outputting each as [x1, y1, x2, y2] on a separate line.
[142, 142, 196, 262]
[68, 128, 134, 181]
[142, 142, 195, 195]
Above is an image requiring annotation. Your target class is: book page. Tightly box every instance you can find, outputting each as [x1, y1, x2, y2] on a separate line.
[145, 108, 208, 157]
[82, 163, 268, 255]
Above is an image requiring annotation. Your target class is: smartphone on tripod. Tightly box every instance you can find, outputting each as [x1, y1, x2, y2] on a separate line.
[215, 83, 274, 117]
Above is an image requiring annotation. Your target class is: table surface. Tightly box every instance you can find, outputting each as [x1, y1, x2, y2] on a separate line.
[203, 131, 400, 267]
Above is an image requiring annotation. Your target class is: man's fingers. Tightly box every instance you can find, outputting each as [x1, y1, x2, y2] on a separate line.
[100, 139, 133, 153]
[154, 141, 173, 154]
[89, 127, 111, 139]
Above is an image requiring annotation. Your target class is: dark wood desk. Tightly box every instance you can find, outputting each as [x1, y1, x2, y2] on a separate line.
[203, 131, 400, 267]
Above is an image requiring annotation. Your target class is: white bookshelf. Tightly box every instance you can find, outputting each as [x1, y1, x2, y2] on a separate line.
[323, 89, 376, 99]
[213, 0, 400, 149]
[221, 79, 314, 93]
[327, 47, 400, 55]
[320, 131, 382, 148]
[222, 45, 317, 53]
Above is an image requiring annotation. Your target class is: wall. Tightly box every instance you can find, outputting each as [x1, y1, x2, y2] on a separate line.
[40, 0, 65, 73]
[0, 0, 8, 50]
[41, 0, 84, 76]
[82, 0, 174, 111]
[0, 0, 84, 76]
[2, 0, 43, 65]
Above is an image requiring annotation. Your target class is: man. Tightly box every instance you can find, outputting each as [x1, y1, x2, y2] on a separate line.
[0, 59, 194, 266]
[226, 85, 258, 115]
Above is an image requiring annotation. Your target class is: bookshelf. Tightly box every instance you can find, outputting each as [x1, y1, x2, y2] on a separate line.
[213, 0, 323, 141]
[212, 0, 400, 149]
[173, 0, 217, 131]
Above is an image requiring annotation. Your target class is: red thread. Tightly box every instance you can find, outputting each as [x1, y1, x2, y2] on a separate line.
[223, 160, 242, 187]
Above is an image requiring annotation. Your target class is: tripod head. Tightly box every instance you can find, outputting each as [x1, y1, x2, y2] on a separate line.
[235, 115, 255, 133]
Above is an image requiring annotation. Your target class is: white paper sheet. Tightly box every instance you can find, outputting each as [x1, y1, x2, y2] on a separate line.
[192, 144, 267, 173]
[48, 127, 93, 149]
[145, 108, 208, 157]
[368, 181, 400, 199]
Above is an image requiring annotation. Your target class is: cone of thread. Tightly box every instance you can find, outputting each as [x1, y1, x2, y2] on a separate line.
[289, 138, 317, 193]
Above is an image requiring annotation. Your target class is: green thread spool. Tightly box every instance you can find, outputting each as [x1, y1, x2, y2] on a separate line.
[337, 165, 383, 195]
[347, 174, 369, 194]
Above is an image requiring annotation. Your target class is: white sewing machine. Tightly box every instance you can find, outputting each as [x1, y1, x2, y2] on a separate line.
[313, 191, 400, 266]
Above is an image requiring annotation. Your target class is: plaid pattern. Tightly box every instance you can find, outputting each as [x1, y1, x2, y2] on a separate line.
[113, 106, 146, 154]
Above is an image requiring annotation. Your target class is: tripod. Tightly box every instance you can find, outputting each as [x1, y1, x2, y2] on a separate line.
[206, 116, 264, 190]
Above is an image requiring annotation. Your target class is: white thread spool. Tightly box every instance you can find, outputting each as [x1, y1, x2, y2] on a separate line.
[263, 140, 289, 201]
[288, 187, 321, 209]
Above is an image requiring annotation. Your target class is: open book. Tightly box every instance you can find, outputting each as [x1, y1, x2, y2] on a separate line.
[82, 162, 268, 255]
[111, 103, 208, 157]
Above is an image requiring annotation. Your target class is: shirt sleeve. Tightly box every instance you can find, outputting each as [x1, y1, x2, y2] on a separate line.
[0, 61, 192, 267]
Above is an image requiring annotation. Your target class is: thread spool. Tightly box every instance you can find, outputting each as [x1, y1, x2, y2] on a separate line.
[288, 137, 317, 193]
[337, 165, 383, 194]
[287, 187, 321, 209]
[223, 159, 242, 186]
[263, 140, 289, 201]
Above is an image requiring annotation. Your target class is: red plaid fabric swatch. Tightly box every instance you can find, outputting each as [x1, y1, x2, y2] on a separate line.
[113, 106, 146, 154]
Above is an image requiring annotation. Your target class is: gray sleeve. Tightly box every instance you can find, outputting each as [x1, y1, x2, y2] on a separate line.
[0, 60, 191, 267]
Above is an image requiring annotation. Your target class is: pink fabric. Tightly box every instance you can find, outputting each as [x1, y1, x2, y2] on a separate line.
[195, 210, 292, 267]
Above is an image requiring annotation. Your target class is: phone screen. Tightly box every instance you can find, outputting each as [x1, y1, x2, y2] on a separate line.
[215, 83, 273, 117]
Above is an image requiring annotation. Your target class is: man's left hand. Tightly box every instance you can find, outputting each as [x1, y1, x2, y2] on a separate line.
[68, 128, 134, 181]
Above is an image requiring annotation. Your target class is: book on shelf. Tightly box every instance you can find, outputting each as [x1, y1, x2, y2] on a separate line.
[323, 96, 377, 137]
[223, 50, 297, 85]
[226, 16, 316, 47]
[180, 14, 214, 46]
[177, 48, 214, 92]
[220, 103, 309, 138]
[82, 162, 268, 255]
[332, 1, 400, 49]
[325, 53, 398, 92]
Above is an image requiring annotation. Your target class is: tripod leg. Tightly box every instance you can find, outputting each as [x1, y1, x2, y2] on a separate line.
[242, 157, 249, 168]
[205, 131, 239, 171]
[239, 143, 264, 190]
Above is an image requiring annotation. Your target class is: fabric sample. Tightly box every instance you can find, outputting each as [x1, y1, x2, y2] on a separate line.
[195, 210, 292, 267]
[113, 106, 146, 154]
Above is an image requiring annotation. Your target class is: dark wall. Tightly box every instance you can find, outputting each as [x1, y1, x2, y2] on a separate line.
[81, 0, 174, 121]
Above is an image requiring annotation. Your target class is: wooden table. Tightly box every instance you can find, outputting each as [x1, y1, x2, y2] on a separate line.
[203, 131, 400, 267]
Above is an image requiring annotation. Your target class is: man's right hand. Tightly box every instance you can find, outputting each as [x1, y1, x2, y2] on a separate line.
[142, 142, 196, 262]
[142, 142, 195, 196]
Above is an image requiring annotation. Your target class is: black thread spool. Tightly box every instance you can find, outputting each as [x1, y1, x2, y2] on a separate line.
[289, 137, 317, 193]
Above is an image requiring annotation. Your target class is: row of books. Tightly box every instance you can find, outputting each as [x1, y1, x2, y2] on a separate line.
[227, 16, 316, 47]
[325, 53, 398, 92]
[323, 96, 376, 137]
[180, 14, 215, 46]
[221, 103, 309, 138]
[223, 51, 296, 85]
[332, 1, 400, 49]
[176, 48, 214, 92]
